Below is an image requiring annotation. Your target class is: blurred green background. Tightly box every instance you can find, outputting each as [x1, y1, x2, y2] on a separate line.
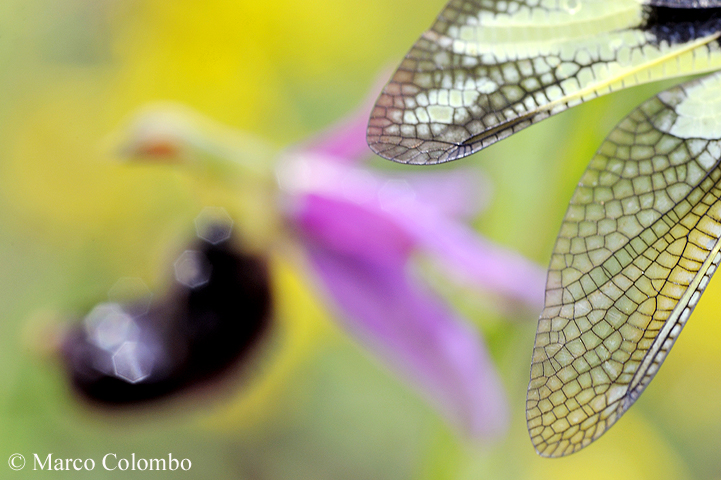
[1, 0, 720, 478]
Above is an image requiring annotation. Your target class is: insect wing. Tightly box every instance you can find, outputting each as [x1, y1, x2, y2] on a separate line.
[646, 1, 721, 7]
[368, 0, 721, 164]
[526, 71, 721, 457]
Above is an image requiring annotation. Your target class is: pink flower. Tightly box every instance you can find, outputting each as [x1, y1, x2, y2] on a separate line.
[117, 88, 546, 439]
[275, 94, 545, 438]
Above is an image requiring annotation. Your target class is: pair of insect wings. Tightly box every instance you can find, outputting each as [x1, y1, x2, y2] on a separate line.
[367, 0, 721, 457]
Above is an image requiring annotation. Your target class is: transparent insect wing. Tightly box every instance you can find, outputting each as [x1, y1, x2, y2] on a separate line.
[646, 0, 721, 7]
[367, 0, 721, 164]
[526, 70, 721, 457]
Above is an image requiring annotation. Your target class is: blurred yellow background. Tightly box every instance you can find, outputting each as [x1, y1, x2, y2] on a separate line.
[0, 0, 720, 478]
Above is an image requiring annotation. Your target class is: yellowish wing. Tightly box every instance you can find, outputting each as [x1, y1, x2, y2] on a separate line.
[368, 0, 721, 164]
[527, 71, 721, 457]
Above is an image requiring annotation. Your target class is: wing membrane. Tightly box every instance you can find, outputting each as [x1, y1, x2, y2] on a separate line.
[368, 0, 721, 164]
[526, 71, 721, 457]
[648, 1, 721, 7]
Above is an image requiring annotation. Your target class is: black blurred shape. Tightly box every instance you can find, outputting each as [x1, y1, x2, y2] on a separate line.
[642, 5, 721, 45]
[62, 230, 271, 405]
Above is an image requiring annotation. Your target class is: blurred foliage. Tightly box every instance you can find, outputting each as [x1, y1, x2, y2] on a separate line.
[0, 0, 720, 479]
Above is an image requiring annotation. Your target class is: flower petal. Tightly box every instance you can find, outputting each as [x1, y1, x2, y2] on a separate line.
[398, 168, 491, 220]
[281, 162, 545, 310]
[387, 206, 546, 311]
[302, 240, 508, 438]
[276, 154, 488, 221]
[286, 193, 414, 266]
[289, 193, 508, 438]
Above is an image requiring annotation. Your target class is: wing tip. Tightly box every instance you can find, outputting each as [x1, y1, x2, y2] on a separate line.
[366, 128, 451, 165]
[366, 121, 476, 165]
[367, 88, 469, 165]
[527, 422, 586, 458]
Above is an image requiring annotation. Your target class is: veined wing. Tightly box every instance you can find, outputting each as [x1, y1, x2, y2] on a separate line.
[527, 70, 721, 457]
[368, 0, 721, 164]
[648, 1, 721, 7]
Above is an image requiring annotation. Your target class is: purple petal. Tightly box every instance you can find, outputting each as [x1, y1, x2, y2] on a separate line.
[280, 162, 546, 310]
[302, 241, 508, 438]
[397, 168, 491, 220]
[387, 206, 547, 311]
[288, 193, 508, 438]
[286, 193, 414, 267]
[276, 156, 489, 222]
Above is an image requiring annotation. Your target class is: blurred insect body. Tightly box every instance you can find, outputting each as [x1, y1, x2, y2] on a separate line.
[63, 213, 272, 405]
[368, 0, 721, 456]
